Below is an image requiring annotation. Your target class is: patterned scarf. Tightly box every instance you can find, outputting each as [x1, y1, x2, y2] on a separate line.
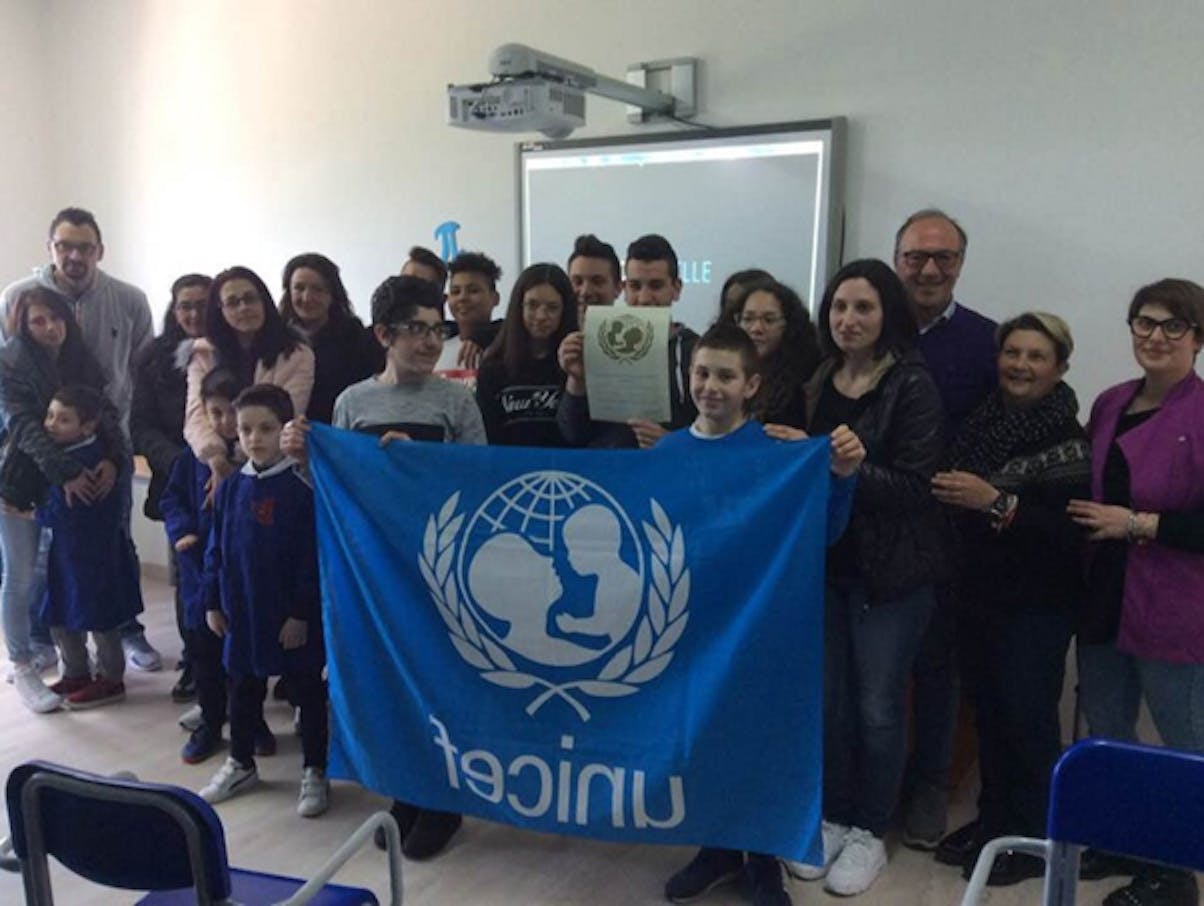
[945, 381, 1081, 477]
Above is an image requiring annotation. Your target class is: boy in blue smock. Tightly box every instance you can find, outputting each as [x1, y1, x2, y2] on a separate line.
[657, 324, 865, 906]
[198, 383, 329, 818]
[161, 368, 275, 764]
[38, 384, 143, 710]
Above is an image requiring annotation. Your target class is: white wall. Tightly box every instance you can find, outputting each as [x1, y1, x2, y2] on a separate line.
[0, 1, 53, 283]
[8, 0, 1204, 405]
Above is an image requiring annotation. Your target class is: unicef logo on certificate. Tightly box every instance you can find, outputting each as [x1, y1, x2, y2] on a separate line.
[419, 471, 691, 721]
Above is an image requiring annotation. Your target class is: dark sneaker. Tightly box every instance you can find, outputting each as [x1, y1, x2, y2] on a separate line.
[49, 674, 92, 696]
[253, 721, 277, 757]
[65, 679, 126, 710]
[272, 676, 290, 701]
[1104, 868, 1199, 906]
[181, 724, 222, 764]
[664, 848, 744, 903]
[962, 849, 1045, 886]
[935, 819, 984, 867]
[171, 663, 196, 703]
[1080, 849, 1145, 881]
[401, 809, 462, 860]
[375, 800, 419, 850]
[746, 855, 792, 906]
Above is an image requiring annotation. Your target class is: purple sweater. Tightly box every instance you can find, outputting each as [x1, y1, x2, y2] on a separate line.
[916, 303, 998, 429]
[1086, 372, 1204, 663]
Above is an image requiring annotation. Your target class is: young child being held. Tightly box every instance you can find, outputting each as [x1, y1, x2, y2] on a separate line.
[161, 369, 276, 764]
[198, 383, 328, 818]
[656, 323, 865, 906]
[39, 384, 143, 709]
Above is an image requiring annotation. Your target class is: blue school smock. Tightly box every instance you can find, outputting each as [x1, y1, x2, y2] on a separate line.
[159, 447, 214, 631]
[203, 457, 323, 678]
[37, 437, 144, 632]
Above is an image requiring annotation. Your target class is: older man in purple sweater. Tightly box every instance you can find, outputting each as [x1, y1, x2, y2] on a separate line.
[892, 210, 998, 856]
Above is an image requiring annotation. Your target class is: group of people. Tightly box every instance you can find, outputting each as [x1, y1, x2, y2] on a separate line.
[0, 205, 1200, 906]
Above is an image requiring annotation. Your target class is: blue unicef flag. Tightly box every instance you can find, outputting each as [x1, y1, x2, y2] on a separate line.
[309, 423, 828, 862]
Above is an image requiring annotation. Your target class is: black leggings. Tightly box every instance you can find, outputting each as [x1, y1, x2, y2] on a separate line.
[229, 669, 327, 768]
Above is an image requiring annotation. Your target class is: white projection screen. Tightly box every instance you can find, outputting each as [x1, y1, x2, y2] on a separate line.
[518, 119, 846, 334]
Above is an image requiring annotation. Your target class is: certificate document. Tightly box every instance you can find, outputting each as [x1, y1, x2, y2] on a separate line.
[583, 306, 672, 424]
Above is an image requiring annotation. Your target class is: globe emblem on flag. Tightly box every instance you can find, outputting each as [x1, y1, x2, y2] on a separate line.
[420, 471, 692, 721]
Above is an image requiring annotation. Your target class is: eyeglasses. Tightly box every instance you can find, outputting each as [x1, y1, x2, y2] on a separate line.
[898, 249, 962, 270]
[52, 240, 98, 257]
[737, 313, 784, 328]
[221, 293, 263, 311]
[1129, 314, 1196, 341]
[392, 321, 449, 341]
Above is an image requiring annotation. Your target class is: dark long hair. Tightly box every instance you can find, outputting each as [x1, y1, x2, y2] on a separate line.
[160, 273, 212, 343]
[206, 266, 302, 372]
[8, 287, 106, 387]
[728, 279, 820, 421]
[279, 253, 354, 328]
[816, 258, 917, 362]
[484, 263, 579, 376]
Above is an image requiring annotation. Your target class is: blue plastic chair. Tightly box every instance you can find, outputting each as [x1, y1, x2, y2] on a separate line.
[961, 738, 1204, 906]
[6, 760, 403, 905]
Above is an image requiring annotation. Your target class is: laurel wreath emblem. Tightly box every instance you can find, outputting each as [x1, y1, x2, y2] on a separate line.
[597, 314, 655, 363]
[419, 490, 690, 722]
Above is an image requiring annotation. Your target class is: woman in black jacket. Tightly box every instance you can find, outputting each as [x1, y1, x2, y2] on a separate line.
[476, 263, 579, 447]
[931, 312, 1089, 885]
[130, 273, 210, 699]
[279, 253, 383, 424]
[0, 287, 126, 713]
[791, 259, 947, 897]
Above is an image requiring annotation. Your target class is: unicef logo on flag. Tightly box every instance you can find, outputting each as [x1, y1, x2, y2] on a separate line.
[420, 471, 691, 721]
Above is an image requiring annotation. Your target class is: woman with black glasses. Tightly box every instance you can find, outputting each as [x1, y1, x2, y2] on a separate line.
[1068, 279, 1204, 906]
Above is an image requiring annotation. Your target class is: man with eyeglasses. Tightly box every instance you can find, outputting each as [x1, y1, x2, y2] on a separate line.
[0, 207, 160, 672]
[892, 209, 999, 860]
[894, 209, 997, 426]
[1, 208, 153, 425]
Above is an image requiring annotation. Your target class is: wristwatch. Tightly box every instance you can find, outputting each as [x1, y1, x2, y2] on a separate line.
[987, 491, 1014, 528]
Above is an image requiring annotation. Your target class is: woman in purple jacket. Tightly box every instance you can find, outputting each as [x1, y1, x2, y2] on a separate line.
[1068, 278, 1204, 906]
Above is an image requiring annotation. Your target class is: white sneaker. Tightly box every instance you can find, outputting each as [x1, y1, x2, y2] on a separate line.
[14, 665, 62, 714]
[297, 767, 330, 818]
[199, 757, 258, 803]
[123, 634, 162, 672]
[786, 820, 849, 881]
[824, 827, 887, 896]
[178, 704, 203, 732]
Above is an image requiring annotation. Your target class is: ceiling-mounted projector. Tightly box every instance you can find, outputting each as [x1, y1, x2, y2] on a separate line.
[448, 77, 585, 140]
[448, 43, 697, 140]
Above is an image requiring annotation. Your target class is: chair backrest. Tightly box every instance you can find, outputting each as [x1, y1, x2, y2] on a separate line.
[1048, 738, 1204, 871]
[6, 760, 233, 902]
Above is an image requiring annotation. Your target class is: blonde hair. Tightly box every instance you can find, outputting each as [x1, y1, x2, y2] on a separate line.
[996, 312, 1074, 364]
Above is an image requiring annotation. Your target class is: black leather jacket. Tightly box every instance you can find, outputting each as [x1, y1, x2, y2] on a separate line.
[806, 349, 951, 603]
